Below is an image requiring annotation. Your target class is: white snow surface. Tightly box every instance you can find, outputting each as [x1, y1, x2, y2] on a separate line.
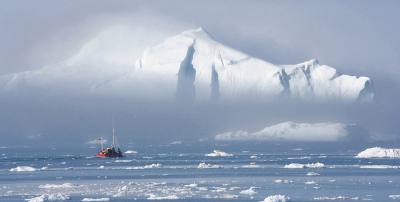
[10, 166, 37, 172]
[0, 27, 373, 103]
[215, 121, 349, 142]
[261, 195, 291, 202]
[356, 147, 400, 158]
[205, 150, 233, 157]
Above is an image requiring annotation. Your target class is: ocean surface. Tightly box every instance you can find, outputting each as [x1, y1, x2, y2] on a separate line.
[1, 144, 399, 202]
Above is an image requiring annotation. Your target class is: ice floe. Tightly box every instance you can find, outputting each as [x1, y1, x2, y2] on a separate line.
[306, 172, 320, 176]
[284, 162, 324, 169]
[205, 150, 233, 157]
[197, 162, 222, 169]
[239, 187, 257, 195]
[389, 195, 400, 199]
[124, 150, 137, 154]
[10, 166, 37, 172]
[25, 193, 70, 202]
[147, 194, 179, 200]
[261, 194, 291, 202]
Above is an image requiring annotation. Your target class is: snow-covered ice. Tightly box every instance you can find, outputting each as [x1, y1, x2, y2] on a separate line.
[25, 193, 70, 202]
[216, 122, 351, 142]
[284, 162, 324, 169]
[205, 150, 233, 157]
[124, 150, 137, 154]
[261, 195, 291, 202]
[10, 166, 37, 172]
[356, 147, 400, 158]
[240, 187, 257, 195]
[197, 162, 222, 169]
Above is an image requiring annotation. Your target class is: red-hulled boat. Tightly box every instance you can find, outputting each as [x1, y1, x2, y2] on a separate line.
[96, 126, 123, 158]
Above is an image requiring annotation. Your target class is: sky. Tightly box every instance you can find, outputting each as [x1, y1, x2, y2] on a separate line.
[0, 0, 399, 147]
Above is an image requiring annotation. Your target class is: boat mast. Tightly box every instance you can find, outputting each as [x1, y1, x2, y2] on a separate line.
[112, 116, 116, 148]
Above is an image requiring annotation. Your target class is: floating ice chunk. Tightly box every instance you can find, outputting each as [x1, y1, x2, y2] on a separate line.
[240, 187, 257, 195]
[389, 195, 400, 199]
[284, 162, 324, 169]
[25, 193, 70, 202]
[241, 163, 260, 168]
[261, 195, 291, 202]
[10, 166, 36, 172]
[197, 162, 222, 169]
[305, 180, 317, 185]
[144, 163, 162, 168]
[147, 194, 179, 200]
[39, 183, 79, 189]
[306, 162, 325, 168]
[184, 183, 198, 188]
[307, 172, 320, 176]
[284, 163, 304, 169]
[274, 179, 291, 184]
[356, 147, 400, 158]
[124, 150, 137, 154]
[206, 150, 233, 157]
[82, 198, 110, 201]
[114, 159, 132, 163]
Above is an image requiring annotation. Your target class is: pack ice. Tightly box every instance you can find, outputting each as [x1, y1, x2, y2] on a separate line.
[0, 27, 373, 102]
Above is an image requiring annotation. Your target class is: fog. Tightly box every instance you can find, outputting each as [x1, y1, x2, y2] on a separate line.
[0, 0, 399, 148]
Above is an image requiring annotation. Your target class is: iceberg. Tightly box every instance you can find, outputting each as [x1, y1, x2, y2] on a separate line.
[205, 150, 233, 157]
[10, 166, 37, 172]
[356, 147, 400, 158]
[284, 163, 325, 169]
[239, 187, 257, 195]
[0, 27, 373, 103]
[215, 122, 350, 142]
[25, 193, 70, 202]
[197, 162, 222, 169]
[261, 195, 291, 202]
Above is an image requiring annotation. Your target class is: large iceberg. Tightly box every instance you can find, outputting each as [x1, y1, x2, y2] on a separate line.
[0, 27, 373, 103]
[356, 147, 400, 158]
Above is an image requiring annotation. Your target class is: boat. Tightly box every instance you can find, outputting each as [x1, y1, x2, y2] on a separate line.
[96, 124, 123, 158]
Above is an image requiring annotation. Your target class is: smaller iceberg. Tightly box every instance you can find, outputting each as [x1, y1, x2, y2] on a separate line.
[205, 150, 233, 157]
[10, 166, 36, 172]
[356, 147, 400, 158]
[262, 195, 291, 202]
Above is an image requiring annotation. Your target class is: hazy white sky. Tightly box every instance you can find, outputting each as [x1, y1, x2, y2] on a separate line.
[1, 0, 399, 79]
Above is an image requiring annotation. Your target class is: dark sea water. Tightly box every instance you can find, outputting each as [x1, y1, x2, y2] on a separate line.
[0, 144, 399, 202]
